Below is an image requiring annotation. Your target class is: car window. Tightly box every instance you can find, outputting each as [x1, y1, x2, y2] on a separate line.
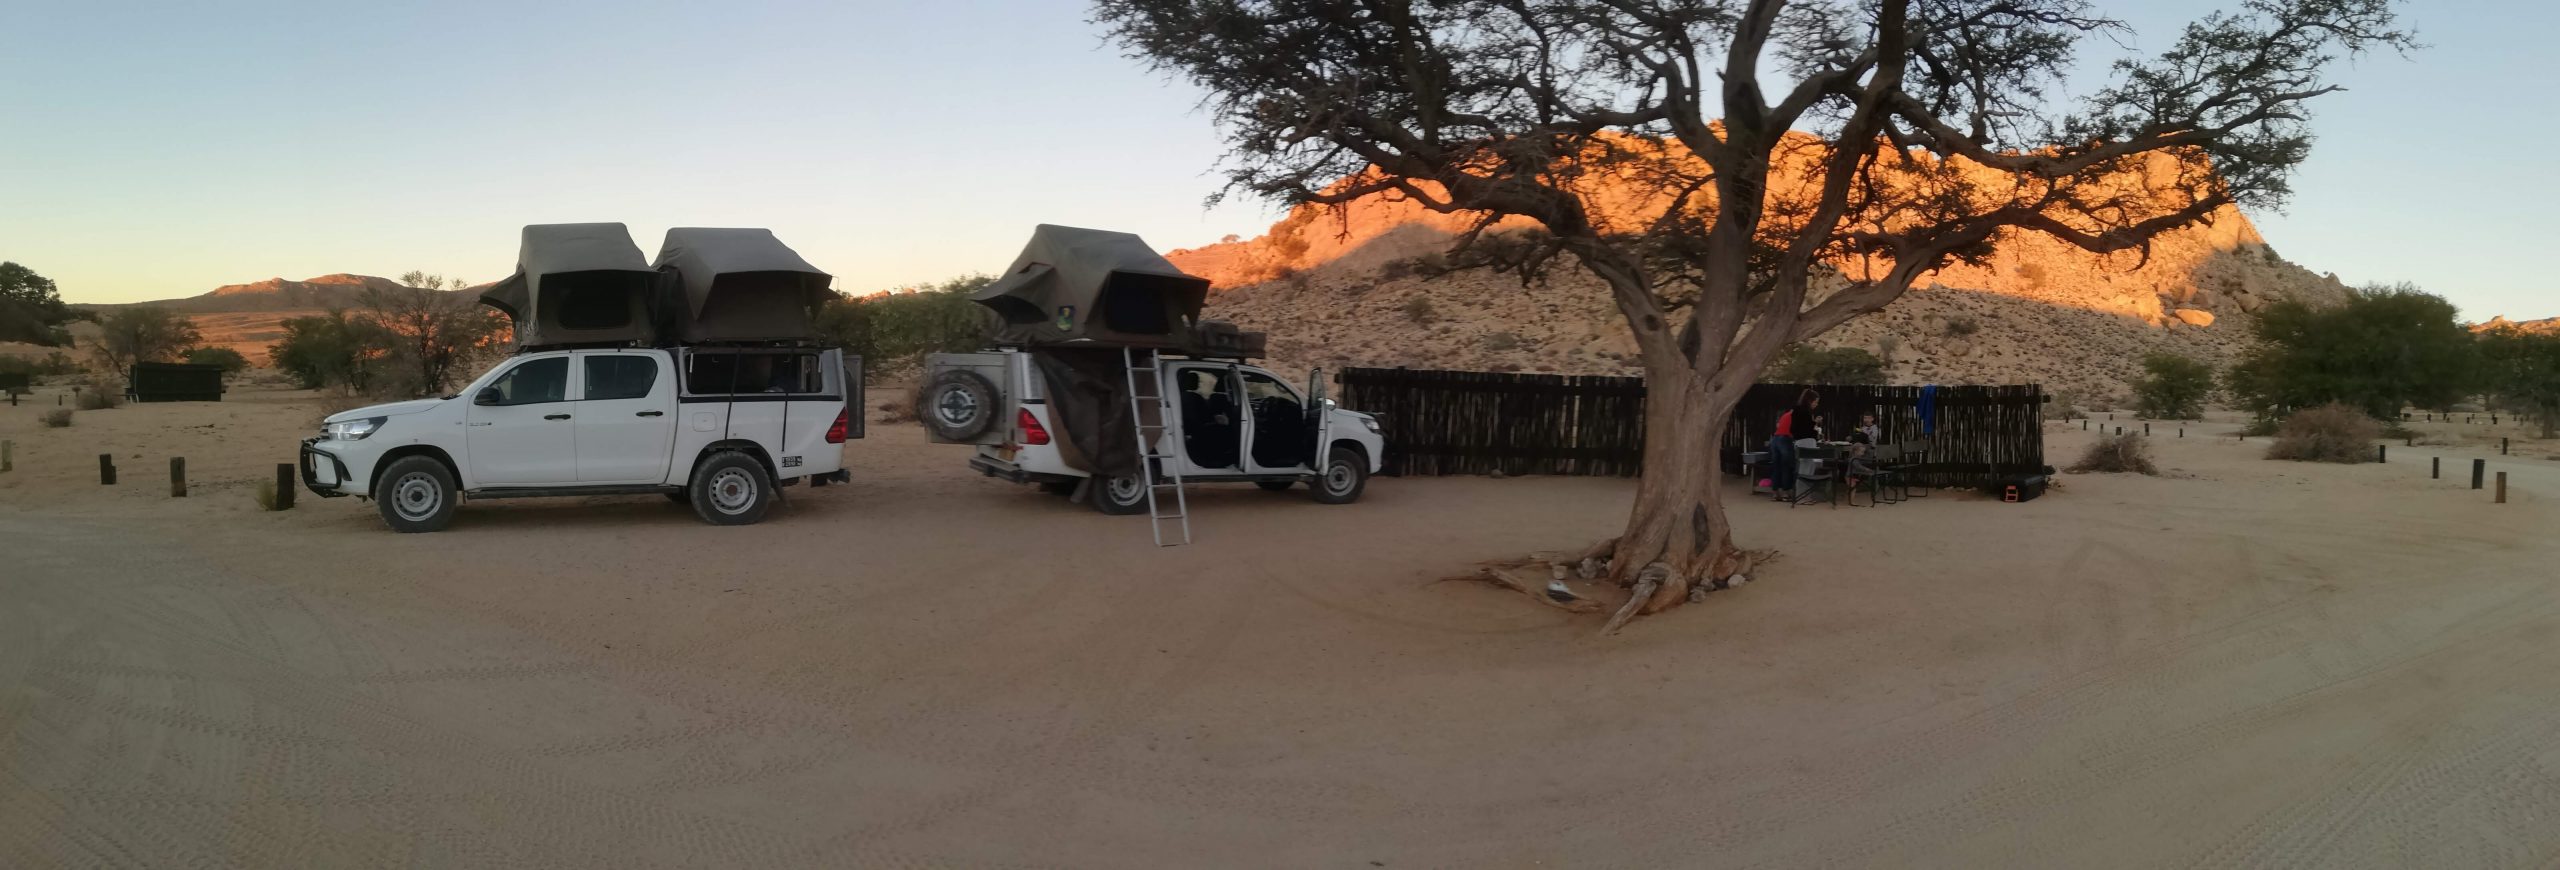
[1242, 370, 1297, 403]
[485, 357, 569, 406]
[583, 355, 657, 401]
[684, 351, 737, 394]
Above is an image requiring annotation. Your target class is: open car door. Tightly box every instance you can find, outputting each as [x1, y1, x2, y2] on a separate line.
[1305, 367, 1332, 471]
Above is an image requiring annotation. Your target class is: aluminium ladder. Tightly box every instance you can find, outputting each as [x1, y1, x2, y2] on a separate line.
[1121, 347, 1193, 546]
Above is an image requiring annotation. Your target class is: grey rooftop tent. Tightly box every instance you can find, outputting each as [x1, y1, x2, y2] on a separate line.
[971, 224, 1210, 349]
[480, 223, 658, 349]
[653, 228, 833, 343]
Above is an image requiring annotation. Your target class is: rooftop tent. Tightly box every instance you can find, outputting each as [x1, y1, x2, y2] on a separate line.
[971, 224, 1210, 349]
[479, 223, 658, 349]
[653, 228, 833, 343]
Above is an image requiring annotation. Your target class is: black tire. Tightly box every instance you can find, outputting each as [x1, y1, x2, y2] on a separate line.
[1311, 446, 1369, 504]
[689, 452, 775, 526]
[1090, 472, 1149, 515]
[374, 456, 458, 533]
[1255, 479, 1295, 491]
[921, 369, 1000, 442]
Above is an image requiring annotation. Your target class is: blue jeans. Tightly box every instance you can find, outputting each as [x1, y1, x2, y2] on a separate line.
[1767, 435, 1797, 493]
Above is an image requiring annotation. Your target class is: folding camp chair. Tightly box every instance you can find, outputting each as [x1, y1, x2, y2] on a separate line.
[1792, 445, 1839, 508]
[1890, 438, 1931, 499]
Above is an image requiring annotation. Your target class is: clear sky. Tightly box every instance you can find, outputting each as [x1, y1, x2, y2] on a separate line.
[2, 1, 2549, 320]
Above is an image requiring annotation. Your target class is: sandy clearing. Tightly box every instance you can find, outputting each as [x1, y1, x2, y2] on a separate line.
[4, 386, 2560, 867]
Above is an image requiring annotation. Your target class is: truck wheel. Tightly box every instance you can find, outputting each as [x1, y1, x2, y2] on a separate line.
[690, 453, 774, 525]
[921, 369, 999, 442]
[1091, 473, 1149, 515]
[1255, 479, 1294, 491]
[1311, 447, 1368, 504]
[375, 456, 457, 533]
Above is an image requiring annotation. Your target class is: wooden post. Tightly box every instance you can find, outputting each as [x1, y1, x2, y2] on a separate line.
[2472, 459, 2486, 490]
[2502, 437, 2509, 455]
[275, 463, 296, 510]
[2144, 423, 2152, 435]
[2082, 419, 2088, 430]
[1, 439, 11, 472]
[2178, 427, 2184, 438]
[2433, 456, 2440, 479]
[2496, 472, 2507, 504]
[98, 454, 115, 485]
[2115, 426, 2122, 436]
[169, 457, 186, 497]
[2377, 444, 2386, 463]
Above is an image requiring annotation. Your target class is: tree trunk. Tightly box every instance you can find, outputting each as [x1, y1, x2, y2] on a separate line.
[1602, 368, 1745, 614]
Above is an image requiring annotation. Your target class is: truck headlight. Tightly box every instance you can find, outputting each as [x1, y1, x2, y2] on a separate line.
[325, 416, 387, 441]
[1359, 417, 1381, 433]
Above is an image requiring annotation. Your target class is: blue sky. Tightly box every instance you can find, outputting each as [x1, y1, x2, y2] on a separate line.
[2, 1, 2549, 321]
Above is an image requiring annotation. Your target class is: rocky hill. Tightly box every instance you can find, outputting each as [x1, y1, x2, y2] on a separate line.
[1170, 169, 2352, 406]
[2476, 315, 2560, 335]
[57, 274, 455, 364]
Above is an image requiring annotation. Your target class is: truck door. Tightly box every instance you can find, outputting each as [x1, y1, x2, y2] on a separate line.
[1240, 367, 1313, 472]
[1306, 367, 1333, 470]
[573, 351, 677, 483]
[465, 355, 578, 486]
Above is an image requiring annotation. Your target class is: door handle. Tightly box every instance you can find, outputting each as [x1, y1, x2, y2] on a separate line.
[636, 410, 664, 417]
[544, 414, 572, 421]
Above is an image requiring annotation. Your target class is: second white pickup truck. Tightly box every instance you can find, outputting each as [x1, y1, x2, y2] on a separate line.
[301, 345, 858, 532]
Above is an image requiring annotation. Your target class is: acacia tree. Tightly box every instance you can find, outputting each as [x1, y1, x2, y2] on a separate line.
[89, 306, 203, 378]
[364, 272, 506, 396]
[2479, 326, 2560, 439]
[1098, 0, 2407, 612]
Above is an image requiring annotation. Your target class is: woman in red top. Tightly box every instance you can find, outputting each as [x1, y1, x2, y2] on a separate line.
[1767, 389, 1820, 500]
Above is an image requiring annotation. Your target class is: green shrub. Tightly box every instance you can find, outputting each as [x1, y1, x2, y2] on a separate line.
[1770, 345, 1887, 385]
[42, 408, 72, 428]
[2069, 432, 2155, 475]
[1402, 296, 1437, 324]
[183, 346, 252, 373]
[814, 275, 998, 382]
[2265, 403, 2380, 463]
[74, 381, 121, 410]
[2134, 352, 2213, 419]
[1943, 316, 1980, 337]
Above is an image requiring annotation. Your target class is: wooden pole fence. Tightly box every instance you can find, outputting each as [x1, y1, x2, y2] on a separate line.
[2496, 472, 2507, 504]
[2472, 459, 2486, 490]
[98, 454, 115, 486]
[274, 463, 296, 510]
[169, 457, 186, 498]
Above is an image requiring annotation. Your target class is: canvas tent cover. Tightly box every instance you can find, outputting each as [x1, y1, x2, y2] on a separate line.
[654, 228, 832, 343]
[972, 224, 1209, 349]
[480, 223, 658, 349]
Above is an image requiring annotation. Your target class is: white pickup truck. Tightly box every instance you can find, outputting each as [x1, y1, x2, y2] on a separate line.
[301, 345, 858, 532]
[924, 348, 1385, 513]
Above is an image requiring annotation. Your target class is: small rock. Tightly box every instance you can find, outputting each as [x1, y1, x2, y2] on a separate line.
[1577, 557, 1602, 580]
[1687, 585, 1711, 604]
[2172, 308, 2216, 327]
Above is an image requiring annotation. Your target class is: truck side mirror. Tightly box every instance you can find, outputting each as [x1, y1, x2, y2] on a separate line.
[474, 387, 501, 406]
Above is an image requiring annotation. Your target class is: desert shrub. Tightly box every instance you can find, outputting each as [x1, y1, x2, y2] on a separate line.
[2069, 432, 2156, 475]
[2225, 284, 2477, 420]
[2265, 403, 2380, 463]
[182, 346, 252, 373]
[2239, 416, 2280, 437]
[254, 477, 279, 511]
[1943, 316, 1980, 337]
[813, 275, 998, 382]
[41, 408, 72, 428]
[1875, 334, 1900, 368]
[2016, 261, 2050, 291]
[75, 380, 121, 410]
[2378, 422, 2418, 441]
[1483, 331, 1524, 352]
[2051, 390, 2084, 421]
[1402, 296, 1437, 324]
[2134, 352, 2213, 419]
[1770, 344, 1887, 385]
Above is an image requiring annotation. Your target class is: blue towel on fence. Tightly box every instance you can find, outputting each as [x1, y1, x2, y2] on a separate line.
[1918, 384, 1939, 435]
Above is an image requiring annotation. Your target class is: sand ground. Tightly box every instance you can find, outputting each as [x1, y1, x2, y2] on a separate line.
[4, 384, 2559, 868]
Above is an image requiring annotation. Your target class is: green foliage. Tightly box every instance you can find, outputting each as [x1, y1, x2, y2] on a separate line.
[2225, 284, 2478, 420]
[2134, 352, 2213, 419]
[813, 275, 998, 381]
[1770, 345, 1887, 385]
[269, 310, 390, 391]
[88, 307, 201, 378]
[2265, 403, 2380, 463]
[0, 262, 75, 346]
[2478, 326, 2560, 438]
[183, 346, 251, 373]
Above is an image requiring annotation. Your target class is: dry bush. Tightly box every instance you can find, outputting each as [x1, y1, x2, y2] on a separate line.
[2266, 403, 2380, 463]
[42, 408, 73, 428]
[75, 380, 122, 410]
[1402, 296, 1437, 324]
[2069, 432, 2156, 474]
[254, 477, 280, 511]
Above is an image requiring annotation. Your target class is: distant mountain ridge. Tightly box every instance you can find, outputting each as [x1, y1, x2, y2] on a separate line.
[79, 273, 429, 314]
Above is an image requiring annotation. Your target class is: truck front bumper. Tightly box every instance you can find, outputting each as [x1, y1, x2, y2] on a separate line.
[299, 437, 353, 498]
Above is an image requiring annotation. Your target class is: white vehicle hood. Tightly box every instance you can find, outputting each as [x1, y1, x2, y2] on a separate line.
[324, 398, 446, 424]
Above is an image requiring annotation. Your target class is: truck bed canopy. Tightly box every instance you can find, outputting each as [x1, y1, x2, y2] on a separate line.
[971, 225, 1209, 349]
[653, 228, 833, 343]
[480, 223, 658, 349]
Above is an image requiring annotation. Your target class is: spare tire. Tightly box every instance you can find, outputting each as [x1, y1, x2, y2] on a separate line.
[921, 369, 1000, 442]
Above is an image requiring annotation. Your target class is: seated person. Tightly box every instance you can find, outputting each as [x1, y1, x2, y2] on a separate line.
[1177, 369, 1238, 467]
